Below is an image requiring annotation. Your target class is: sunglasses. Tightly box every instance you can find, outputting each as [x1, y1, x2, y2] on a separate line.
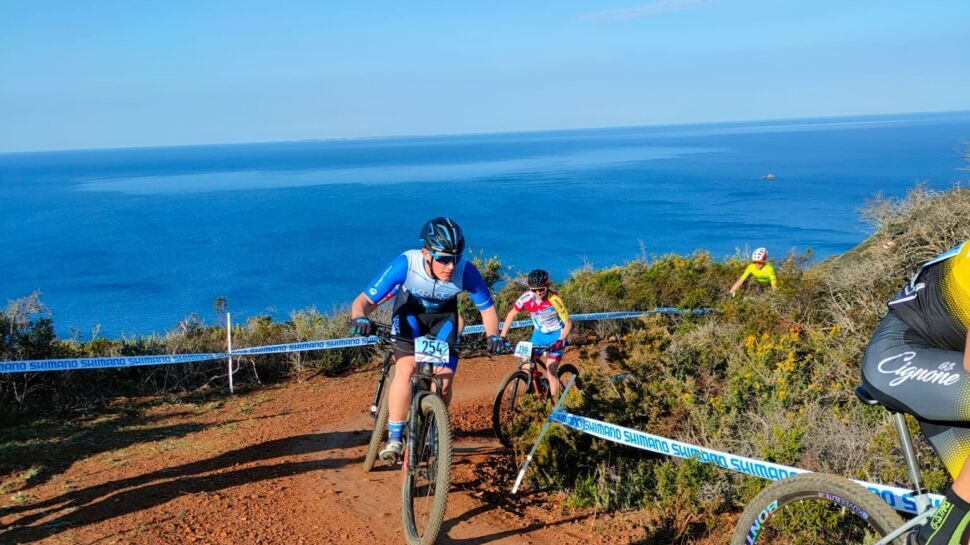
[531, 287, 548, 294]
[429, 252, 460, 265]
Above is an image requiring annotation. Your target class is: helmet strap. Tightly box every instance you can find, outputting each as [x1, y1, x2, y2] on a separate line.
[424, 252, 443, 281]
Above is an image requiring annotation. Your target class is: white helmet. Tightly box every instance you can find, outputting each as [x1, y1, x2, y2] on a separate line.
[752, 247, 768, 262]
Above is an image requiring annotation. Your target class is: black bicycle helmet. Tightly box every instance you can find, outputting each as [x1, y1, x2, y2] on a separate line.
[527, 269, 550, 288]
[420, 217, 465, 255]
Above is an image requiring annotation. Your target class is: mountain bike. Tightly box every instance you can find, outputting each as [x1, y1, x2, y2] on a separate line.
[731, 384, 939, 545]
[492, 340, 580, 448]
[365, 327, 489, 472]
[360, 324, 453, 545]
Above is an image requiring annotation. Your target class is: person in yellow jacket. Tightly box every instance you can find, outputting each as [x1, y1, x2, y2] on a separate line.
[730, 247, 777, 296]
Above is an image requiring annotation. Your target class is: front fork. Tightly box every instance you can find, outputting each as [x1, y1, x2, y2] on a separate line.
[404, 362, 443, 474]
[369, 350, 394, 420]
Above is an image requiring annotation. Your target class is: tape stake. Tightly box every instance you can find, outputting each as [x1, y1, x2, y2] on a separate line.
[227, 312, 234, 394]
[512, 374, 577, 494]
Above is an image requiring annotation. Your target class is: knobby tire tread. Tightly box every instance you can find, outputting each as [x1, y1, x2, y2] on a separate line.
[492, 370, 530, 448]
[731, 473, 905, 545]
[363, 365, 393, 472]
[401, 394, 452, 545]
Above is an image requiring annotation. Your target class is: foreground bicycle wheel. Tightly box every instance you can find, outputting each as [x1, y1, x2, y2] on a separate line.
[732, 473, 906, 545]
[401, 395, 452, 545]
[363, 366, 392, 472]
[492, 370, 531, 448]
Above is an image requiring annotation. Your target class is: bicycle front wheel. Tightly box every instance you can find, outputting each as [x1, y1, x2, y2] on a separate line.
[401, 394, 452, 545]
[556, 363, 581, 392]
[492, 370, 531, 448]
[363, 365, 393, 472]
[732, 473, 906, 545]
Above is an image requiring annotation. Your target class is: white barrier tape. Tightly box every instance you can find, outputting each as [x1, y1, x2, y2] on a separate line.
[231, 336, 379, 356]
[461, 320, 531, 335]
[0, 353, 226, 375]
[461, 308, 712, 335]
[0, 335, 379, 373]
[573, 308, 712, 321]
[0, 307, 712, 373]
[552, 411, 942, 514]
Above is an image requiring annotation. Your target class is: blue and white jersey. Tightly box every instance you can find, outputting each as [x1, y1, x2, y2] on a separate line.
[363, 250, 494, 312]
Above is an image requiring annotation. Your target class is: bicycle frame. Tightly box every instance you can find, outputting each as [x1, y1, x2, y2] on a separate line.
[516, 346, 554, 396]
[856, 387, 937, 545]
[404, 360, 444, 472]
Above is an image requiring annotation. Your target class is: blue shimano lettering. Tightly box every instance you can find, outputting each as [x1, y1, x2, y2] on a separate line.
[621, 430, 671, 453]
[880, 490, 896, 507]
[80, 358, 126, 369]
[30, 360, 80, 371]
[903, 494, 916, 513]
[671, 444, 729, 468]
[729, 458, 793, 480]
[0, 362, 28, 373]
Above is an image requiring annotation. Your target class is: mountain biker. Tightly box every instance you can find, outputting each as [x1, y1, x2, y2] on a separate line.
[349, 217, 503, 464]
[860, 240, 970, 545]
[499, 269, 572, 399]
[729, 247, 777, 296]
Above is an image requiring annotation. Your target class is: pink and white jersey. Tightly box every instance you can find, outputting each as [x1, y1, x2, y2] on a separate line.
[513, 290, 570, 334]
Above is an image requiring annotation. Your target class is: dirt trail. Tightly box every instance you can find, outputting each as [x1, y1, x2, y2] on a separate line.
[0, 353, 648, 545]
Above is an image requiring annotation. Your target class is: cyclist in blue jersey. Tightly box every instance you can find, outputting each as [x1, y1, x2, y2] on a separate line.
[349, 217, 503, 463]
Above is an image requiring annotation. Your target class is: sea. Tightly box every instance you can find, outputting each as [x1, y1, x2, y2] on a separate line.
[1, 111, 969, 337]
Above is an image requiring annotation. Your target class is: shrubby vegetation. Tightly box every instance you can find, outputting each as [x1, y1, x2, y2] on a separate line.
[0, 301, 373, 413]
[3, 177, 970, 542]
[0, 249, 550, 413]
[507, 183, 970, 543]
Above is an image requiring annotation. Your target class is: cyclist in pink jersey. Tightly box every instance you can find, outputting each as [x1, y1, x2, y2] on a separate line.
[499, 269, 572, 398]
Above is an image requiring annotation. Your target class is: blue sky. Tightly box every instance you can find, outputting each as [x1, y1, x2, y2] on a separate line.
[1, 0, 968, 152]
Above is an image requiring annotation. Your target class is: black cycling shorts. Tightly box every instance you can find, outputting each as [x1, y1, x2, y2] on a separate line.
[390, 296, 459, 372]
[862, 310, 970, 476]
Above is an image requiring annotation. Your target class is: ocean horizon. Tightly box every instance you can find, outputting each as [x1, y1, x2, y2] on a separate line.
[2, 111, 969, 337]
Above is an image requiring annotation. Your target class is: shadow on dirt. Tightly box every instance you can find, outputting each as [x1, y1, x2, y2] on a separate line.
[0, 400, 212, 494]
[0, 388, 307, 493]
[1, 430, 365, 544]
[439, 503, 590, 545]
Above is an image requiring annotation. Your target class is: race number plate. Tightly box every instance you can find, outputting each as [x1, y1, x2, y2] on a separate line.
[415, 337, 449, 365]
[514, 341, 534, 360]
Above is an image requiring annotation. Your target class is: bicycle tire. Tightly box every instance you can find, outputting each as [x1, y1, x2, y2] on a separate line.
[492, 370, 531, 448]
[362, 365, 393, 472]
[556, 363, 581, 392]
[401, 394, 452, 545]
[732, 473, 906, 545]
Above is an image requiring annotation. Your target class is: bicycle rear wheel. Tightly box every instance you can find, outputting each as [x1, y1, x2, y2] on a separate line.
[401, 394, 452, 545]
[492, 370, 531, 448]
[363, 365, 393, 472]
[732, 473, 906, 545]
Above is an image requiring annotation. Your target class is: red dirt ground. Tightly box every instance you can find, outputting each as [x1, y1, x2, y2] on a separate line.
[0, 352, 658, 545]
